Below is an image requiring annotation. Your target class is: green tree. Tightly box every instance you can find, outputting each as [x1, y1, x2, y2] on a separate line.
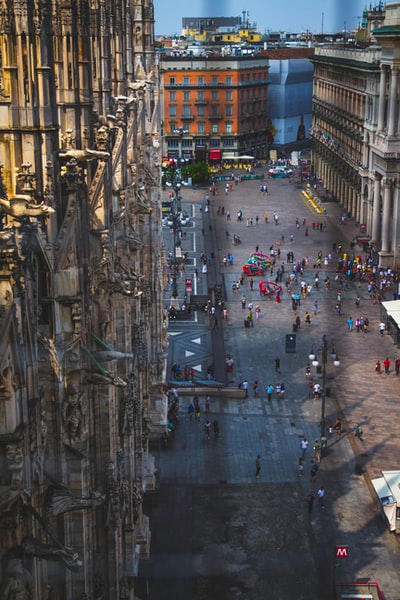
[181, 162, 209, 184]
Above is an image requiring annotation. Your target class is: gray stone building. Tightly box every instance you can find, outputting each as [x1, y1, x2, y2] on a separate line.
[310, 2, 400, 268]
[0, 1, 165, 599]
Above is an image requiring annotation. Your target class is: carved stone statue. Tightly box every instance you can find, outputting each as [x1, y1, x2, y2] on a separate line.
[0, 558, 33, 600]
[94, 287, 112, 340]
[95, 123, 110, 152]
[0, 196, 55, 219]
[6, 442, 24, 489]
[62, 384, 86, 442]
[105, 460, 122, 528]
[0, 364, 17, 400]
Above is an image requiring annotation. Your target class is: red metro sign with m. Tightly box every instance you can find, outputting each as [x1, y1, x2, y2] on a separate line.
[336, 546, 349, 558]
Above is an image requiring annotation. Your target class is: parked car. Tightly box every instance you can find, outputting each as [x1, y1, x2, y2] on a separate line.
[258, 280, 283, 297]
[163, 212, 191, 227]
[162, 200, 172, 213]
[242, 263, 265, 276]
[268, 166, 292, 178]
[179, 212, 191, 225]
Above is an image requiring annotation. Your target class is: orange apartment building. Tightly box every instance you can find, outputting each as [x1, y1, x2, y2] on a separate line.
[160, 55, 270, 163]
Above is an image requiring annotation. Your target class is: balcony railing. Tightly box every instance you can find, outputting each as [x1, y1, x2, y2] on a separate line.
[180, 114, 195, 121]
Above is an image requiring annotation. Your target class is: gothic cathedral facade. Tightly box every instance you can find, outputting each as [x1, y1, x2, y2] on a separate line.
[0, 1, 166, 599]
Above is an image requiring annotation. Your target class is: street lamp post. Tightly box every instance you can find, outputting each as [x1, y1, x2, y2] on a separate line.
[166, 174, 183, 300]
[170, 207, 180, 299]
[173, 126, 189, 165]
[309, 335, 340, 454]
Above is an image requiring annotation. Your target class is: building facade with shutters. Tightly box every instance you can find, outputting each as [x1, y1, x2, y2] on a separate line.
[0, 1, 166, 599]
[160, 55, 270, 162]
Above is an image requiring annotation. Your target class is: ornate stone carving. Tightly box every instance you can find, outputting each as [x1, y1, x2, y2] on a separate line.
[141, 412, 151, 449]
[29, 388, 47, 483]
[45, 486, 105, 520]
[119, 373, 139, 435]
[0, 363, 17, 401]
[16, 162, 36, 194]
[105, 460, 122, 528]
[59, 159, 85, 189]
[71, 302, 83, 337]
[0, 196, 55, 221]
[131, 323, 148, 370]
[0, 558, 33, 599]
[19, 536, 83, 568]
[6, 441, 24, 490]
[58, 148, 110, 163]
[95, 122, 110, 152]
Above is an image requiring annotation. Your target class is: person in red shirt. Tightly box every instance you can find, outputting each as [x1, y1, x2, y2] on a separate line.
[383, 357, 390, 374]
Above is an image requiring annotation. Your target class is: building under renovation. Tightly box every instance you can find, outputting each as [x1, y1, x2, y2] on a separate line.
[0, 1, 166, 599]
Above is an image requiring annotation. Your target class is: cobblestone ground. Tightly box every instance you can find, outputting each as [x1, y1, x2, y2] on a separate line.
[141, 168, 400, 600]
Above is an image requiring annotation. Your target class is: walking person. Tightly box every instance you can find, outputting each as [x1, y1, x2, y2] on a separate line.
[213, 419, 220, 439]
[266, 384, 274, 402]
[252, 380, 259, 397]
[383, 357, 390, 374]
[306, 491, 315, 513]
[310, 459, 319, 483]
[317, 486, 326, 508]
[396, 357, 400, 375]
[274, 355, 281, 374]
[204, 419, 211, 440]
[313, 440, 321, 463]
[194, 397, 201, 422]
[301, 437, 309, 457]
[255, 455, 261, 478]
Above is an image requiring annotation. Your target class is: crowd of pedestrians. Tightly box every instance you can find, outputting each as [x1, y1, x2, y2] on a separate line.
[165, 165, 400, 500]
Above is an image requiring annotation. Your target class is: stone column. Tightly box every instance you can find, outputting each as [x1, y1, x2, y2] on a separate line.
[388, 66, 398, 136]
[378, 65, 387, 132]
[381, 178, 392, 252]
[372, 174, 381, 243]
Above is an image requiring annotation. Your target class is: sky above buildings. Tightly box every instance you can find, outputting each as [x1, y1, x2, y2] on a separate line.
[154, 0, 366, 36]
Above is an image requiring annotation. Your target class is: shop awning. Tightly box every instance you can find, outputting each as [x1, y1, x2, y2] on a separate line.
[209, 149, 221, 160]
[382, 300, 400, 327]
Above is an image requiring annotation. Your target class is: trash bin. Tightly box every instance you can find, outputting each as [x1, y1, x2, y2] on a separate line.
[321, 436, 328, 457]
[285, 333, 296, 353]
